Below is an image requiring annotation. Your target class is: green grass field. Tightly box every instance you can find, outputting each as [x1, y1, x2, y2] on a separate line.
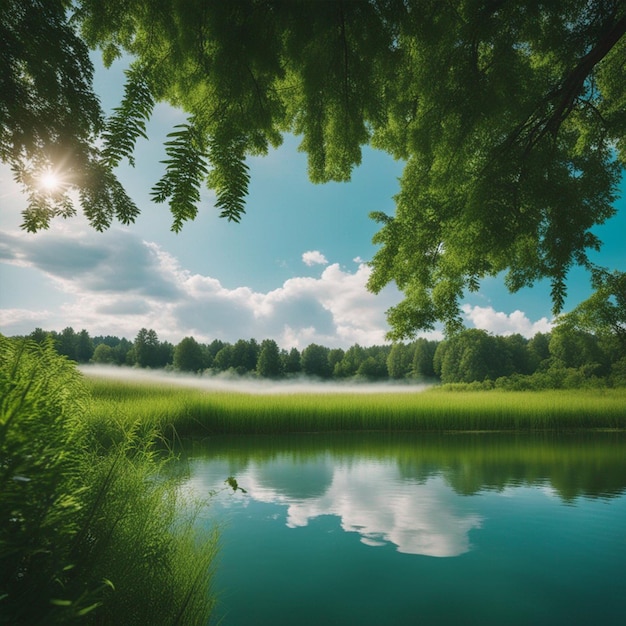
[84, 375, 626, 439]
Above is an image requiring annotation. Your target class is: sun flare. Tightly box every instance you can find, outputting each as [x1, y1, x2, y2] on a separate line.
[38, 168, 62, 192]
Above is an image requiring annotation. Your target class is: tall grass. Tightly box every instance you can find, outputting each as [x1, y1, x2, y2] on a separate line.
[0, 337, 217, 625]
[85, 376, 626, 438]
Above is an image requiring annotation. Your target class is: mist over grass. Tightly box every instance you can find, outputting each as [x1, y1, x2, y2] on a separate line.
[83, 368, 626, 439]
[79, 364, 436, 395]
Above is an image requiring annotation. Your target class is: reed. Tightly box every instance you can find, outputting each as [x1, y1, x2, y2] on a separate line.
[0, 338, 217, 625]
[85, 376, 626, 439]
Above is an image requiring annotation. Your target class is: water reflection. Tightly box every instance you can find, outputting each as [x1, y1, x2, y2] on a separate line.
[177, 432, 626, 626]
[290, 468, 482, 556]
[179, 431, 626, 558]
[243, 459, 482, 556]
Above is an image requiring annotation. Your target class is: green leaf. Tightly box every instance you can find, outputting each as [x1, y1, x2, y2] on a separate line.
[102, 65, 155, 169]
[150, 120, 209, 232]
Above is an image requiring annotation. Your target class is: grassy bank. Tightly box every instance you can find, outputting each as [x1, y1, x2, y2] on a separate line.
[85, 375, 626, 438]
[1, 339, 217, 625]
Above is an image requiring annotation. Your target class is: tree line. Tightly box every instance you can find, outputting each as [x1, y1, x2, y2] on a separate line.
[19, 323, 626, 389]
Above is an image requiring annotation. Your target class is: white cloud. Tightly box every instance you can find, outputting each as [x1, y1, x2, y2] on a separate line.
[0, 223, 553, 349]
[0, 227, 401, 348]
[302, 250, 328, 266]
[461, 304, 552, 337]
[284, 465, 483, 557]
[0, 308, 52, 328]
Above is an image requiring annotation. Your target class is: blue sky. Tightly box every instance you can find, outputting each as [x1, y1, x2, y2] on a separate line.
[1, 57, 624, 349]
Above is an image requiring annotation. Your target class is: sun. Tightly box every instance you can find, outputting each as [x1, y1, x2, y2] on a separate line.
[38, 168, 62, 193]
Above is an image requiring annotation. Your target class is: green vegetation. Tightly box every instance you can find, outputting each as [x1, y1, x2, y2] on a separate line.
[2, 332, 624, 622]
[0, 336, 217, 625]
[4, 2, 625, 336]
[86, 376, 626, 438]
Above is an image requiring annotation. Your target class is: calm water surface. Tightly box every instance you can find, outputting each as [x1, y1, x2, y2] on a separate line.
[178, 432, 626, 625]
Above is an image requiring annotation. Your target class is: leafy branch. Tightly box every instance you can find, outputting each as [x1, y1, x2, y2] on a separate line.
[207, 134, 251, 223]
[102, 66, 155, 169]
[151, 120, 209, 232]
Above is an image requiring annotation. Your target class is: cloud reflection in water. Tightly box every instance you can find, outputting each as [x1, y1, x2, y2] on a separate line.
[199, 458, 483, 557]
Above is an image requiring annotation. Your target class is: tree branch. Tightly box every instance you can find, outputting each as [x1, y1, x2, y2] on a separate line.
[537, 12, 626, 144]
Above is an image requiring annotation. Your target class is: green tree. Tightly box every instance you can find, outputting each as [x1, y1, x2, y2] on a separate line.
[282, 347, 301, 375]
[357, 355, 387, 380]
[75, 329, 94, 362]
[549, 326, 609, 374]
[257, 339, 283, 378]
[2, 0, 138, 232]
[557, 269, 626, 359]
[501, 334, 533, 376]
[28, 328, 50, 344]
[157, 340, 174, 368]
[207, 339, 226, 361]
[92, 343, 115, 364]
[435, 329, 504, 384]
[366, 2, 626, 337]
[386, 343, 411, 379]
[527, 332, 552, 370]
[212, 345, 233, 372]
[301, 343, 332, 379]
[230, 339, 259, 374]
[336, 344, 367, 378]
[411, 338, 438, 379]
[134, 328, 160, 368]
[113, 337, 134, 365]
[5, 1, 626, 336]
[328, 348, 346, 376]
[174, 336, 204, 373]
[357, 357, 378, 379]
[56, 326, 77, 360]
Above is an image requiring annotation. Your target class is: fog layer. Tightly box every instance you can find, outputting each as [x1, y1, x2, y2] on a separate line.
[79, 364, 435, 395]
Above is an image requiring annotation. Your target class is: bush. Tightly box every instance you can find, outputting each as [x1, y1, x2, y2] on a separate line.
[0, 336, 216, 625]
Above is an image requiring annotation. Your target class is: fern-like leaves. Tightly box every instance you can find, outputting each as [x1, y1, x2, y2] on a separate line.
[102, 66, 155, 169]
[151, 120, 209, 232]
[207, 135, 250, 223]
[79, 158, 140, 231]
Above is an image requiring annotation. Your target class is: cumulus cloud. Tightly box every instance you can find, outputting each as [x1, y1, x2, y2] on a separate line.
[174, 260, 398, 348]
[0, 227, 400, 347]
[462, 304, 552, 337]
[302, 250, 328, 266]
[0, 224, 552, 348]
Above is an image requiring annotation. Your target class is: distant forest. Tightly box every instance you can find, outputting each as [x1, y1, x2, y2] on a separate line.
[18, 324, 626, 390]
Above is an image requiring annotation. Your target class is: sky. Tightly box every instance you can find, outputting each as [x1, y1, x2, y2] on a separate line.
[1, 57, 625, 350]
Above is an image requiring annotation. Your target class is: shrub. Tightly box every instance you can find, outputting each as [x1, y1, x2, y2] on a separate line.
[0, 336, 216, 625]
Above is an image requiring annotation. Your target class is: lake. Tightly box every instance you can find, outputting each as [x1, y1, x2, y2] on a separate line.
[178, 432, 626, 625]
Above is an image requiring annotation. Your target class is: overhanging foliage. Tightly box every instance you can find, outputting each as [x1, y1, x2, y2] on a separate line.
[2, 0, 625, 336]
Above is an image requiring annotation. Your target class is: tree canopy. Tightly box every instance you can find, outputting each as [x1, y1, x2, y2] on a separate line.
[2, 0, 625, 337]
